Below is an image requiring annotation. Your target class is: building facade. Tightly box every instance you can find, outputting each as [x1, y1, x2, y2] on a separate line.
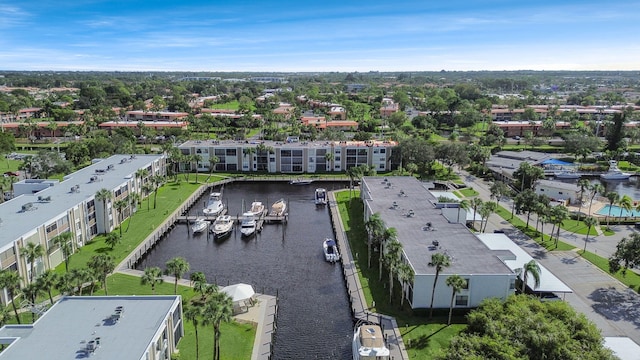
[178, 139, 398, 174]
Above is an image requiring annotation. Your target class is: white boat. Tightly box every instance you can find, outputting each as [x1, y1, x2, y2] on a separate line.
[553, 170, 580, 179]
[211, 215, 234, 239]
[191, 218, 209, 234]
[289, 178, 313, 185]
[203, 191, 225, 217]
[352, 323, 390, 360]
[314, 188, 327, 206]
[600, 160, 631, 180]
[323, 238, 340, 262]
[269, 199, 287, 217]
[240, 213, 257, 237]
[247, 201, 265, 217]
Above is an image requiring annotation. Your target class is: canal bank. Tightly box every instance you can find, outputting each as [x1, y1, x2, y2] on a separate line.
[327, 190, 409, 360]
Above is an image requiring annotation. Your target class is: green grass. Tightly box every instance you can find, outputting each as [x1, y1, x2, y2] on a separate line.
[579, 251, 640, 292]
[0, 155, 22, 173]
[335, 190, 466, 359]
[99, 273, 255, 360]
[458, 188, 479, 197]
[494, 205, 576, 251]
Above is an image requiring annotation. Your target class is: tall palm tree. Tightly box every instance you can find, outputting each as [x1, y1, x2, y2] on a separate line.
[152, 175, 164, 209]
[54, 272, 75, 296]
[69, 268, 89, 295]
[576, 179, 591, 221]
[95, 188, 113, 234]
[396, 262, 414, 308]
[379, 227, 397, 280]
[190, 272, 208, 297]
[165, 257, 190, 295]
[469, 197, 483, 229]
[605, 191, 620, 227]
[479, 201, 497, 233]
[551, 205, 569, 249]
[142, 183, 154, 211]
[36, 270, 57, 305]
[0, 270, 22, 324]
[192, 154, 203, 183]
[382, 239, 402, 302]
[135, 168, 149, 190]
[588, 183, 605, 216]
[364, 213, 385, 269]
[114, 198, 128, 237]
[126, 192, 141, 232]
[429, 253, 451, 319]
[21, 242, 44, 282]
[184, 303, 203, 360]
[141, 266, 164, 294]
[583, 216, 598, 253]
[0, 302, 9, 327]
[53, 231, 73, 272]
[516, 260, 541, 293]
[201, 290, 234, 360]
[87, 254, 114, 295]
[104, 232, 121, 250]
[456, 199, 470, 224]
[618, 194, 633, 224]
[21, 282, 41, 321]
[205, 155, 220, 183]
[445, 275, 467, 325]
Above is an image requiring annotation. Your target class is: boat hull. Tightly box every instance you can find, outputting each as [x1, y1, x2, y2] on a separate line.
[323, 239, 340, 262]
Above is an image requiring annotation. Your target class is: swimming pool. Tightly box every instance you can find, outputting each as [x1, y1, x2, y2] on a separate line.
[596, 205, 640, 217]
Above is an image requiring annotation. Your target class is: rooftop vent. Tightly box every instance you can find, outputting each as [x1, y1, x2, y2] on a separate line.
[21, 202, 34, 212]
[70, 185, 80, 193]
[120, 157, 128, 164]
[107, 164, 114, 171]
[89, 176, 99, 183]
[95, 169, 106, 174]
[37, 195, 51, 202]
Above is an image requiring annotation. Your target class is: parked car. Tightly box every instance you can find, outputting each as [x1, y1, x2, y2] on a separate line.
[3, 171, 19, 177]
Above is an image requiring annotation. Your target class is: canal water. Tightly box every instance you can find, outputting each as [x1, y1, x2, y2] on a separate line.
[136, 181, 354, 359]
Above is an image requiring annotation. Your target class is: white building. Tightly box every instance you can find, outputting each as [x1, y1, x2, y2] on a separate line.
[535, 179, 581, 205]
[360, 176, 517, 309]
[0, 295, 183, 360]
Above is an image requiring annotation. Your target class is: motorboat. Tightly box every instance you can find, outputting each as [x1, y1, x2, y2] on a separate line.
[247, 201, 265, 217]
[269, 198, 287, 217]
[240, 213, 257, 237]
[314, 188, 327, 206]
[352, 323, 390, 360]
[553, 170, 580, 180]
[289, 178, 314, 185]
[191, 218, 209, 234]
[323, 238, 340, 262]
[600, 160, 631, 180]
[211, 215, 234, 239]
[203, 191, 225, 217]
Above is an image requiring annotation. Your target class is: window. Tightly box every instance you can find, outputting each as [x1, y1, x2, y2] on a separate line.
[455, 295, 469, 306]
[462, 278, 469, 290]
[510, 278, 516, 290]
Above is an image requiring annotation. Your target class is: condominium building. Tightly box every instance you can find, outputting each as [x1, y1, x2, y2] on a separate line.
[178, 139, 398, 174]
[0, 154, 165, 289]
[0, 295, 183, 360]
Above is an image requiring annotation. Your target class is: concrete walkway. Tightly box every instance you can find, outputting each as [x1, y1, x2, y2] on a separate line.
[459, 170, 640, 345]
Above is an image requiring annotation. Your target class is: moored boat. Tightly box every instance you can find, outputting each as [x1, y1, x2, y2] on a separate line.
[203, 191, 225, 217]
[240, 213, 257, 237]
[600, 160, 631, 180]
[289, 178, 314, 185]
[352, 323, 390, 360]
[247, 201, 265, 217]
[211, 215, 234, 239]
[314, 188, 327, 205]
[269, 198, 287, 217]
[323, 238, 340, 262]
[553, 170, 580, 179]
[191, 218, 209, 234]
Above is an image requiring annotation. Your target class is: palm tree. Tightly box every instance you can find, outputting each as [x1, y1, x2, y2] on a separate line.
[201, 290, 234, 360]
[53, 232, 73, 272]
[192, 154, 203, 183]
[69, 268, 89, 295]
[104, 232, 121, 250]
[184, 303, 203, 360]
[379, 227, 398, 280]
[588, 183, 605, 216]
[87, 254, 115, 295]
[21, 242, 44, 282]
[489, 181, 510, 207]
[142, 183, 154, 211]
[190, 272, 208, 297]
[205, 155, 220, 183]
[456, 199, 470, 224]
[551, 205, 569, 248]
[382, 240, 402, 302]
[21, 282, 41, 321]
[36, 270, 57, 305]
[114, 198, 128, 236]
[429, 253, 451, 319]
[396, 262, 414, 308]
[516, 260, 541, 293]
[95, 188, 113, 234]
[583, 216, 598, 253]
[165, 257, 190, 295]
[126, 192, 141, 232]
[445, 275, 467, 325]
[618, 194, 633, 224]
[364, 213, 385, 269]
[152, 175, 164, 209]
[605, 191, 620, 227]
[141, 266, 164, 294]
[576, 179, 591, 221]
[54, 272, 75, 296]
[135, 168, 149, 190]
[0, 302, 10, 327]
[0, 270, 22, 324]
[479, 201, 497, 233]
[469, 197, 483, 229]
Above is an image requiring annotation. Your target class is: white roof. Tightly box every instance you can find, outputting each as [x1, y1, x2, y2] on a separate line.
[477, 233, 573, 293]
[221, 283, 255, 302]
[604, 337, 640, 360]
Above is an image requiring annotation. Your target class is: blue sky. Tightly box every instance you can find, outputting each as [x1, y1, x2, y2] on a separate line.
[1, 1, 638, 72]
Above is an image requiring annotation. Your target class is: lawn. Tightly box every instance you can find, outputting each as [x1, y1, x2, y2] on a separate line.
[458, 187, 479, 197]
[335, 190, 466, 359]
[578, 251, 640, 292]
[0, 155, 22, 174]
[494, 205, 576, 251]
[97, 273, 256, 360]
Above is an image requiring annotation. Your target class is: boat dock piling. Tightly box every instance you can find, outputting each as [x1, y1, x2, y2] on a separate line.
[327, 191, 409, 360]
